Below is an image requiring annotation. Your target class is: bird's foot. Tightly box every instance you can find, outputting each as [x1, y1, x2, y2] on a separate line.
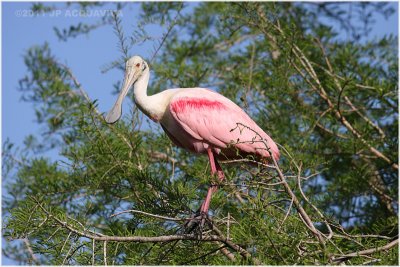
[183, 211, 211, 236]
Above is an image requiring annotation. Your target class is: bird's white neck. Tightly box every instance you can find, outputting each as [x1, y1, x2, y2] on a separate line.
[133, 68, 171, 122]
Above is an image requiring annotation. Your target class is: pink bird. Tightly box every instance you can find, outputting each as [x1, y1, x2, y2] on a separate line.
[105, 56, 279, 217]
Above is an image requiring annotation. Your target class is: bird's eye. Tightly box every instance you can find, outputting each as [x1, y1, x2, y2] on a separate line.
[136, 63, 140, 68]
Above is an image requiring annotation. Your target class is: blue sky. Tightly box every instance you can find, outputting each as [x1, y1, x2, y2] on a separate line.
[1, 2, 398, 265]
[2, 2, 153, 150]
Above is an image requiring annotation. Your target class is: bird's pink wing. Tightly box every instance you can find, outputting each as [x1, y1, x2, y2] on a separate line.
[167, 88, 279, 160]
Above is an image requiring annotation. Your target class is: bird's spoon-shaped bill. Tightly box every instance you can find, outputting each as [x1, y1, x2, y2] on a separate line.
[105, 68, 137, 124]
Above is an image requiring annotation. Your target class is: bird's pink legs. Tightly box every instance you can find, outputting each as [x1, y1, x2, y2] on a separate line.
[200, 148, 225, 214]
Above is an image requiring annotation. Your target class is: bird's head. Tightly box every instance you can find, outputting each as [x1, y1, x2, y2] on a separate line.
[125, 56, 148, 84]
[105, 56, 148, 124]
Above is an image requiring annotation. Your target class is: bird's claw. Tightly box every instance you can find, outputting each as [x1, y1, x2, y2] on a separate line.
[183, 212, 211, 236]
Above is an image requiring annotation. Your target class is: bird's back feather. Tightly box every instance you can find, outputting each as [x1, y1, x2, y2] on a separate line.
[160, 88, 280, 161]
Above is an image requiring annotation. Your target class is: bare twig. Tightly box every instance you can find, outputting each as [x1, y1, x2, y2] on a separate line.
[110, 209, 186, 221]
[112, 242, 120, 265]
[272, 157, 325, 245]
[92, 239, 95, 266]
[58, 62, 100, 115]
[150, 4, 183, 63]
[210, 222, 261, 265]
[244, 42, 256, 110]
[214, 34, 256, 51]
[295, 162, 333, 240]
[330, 223, 393, 241]
[148, 150, 185, 166]
[227, 213, 231, 240]
[62, 235, 75, 265]
[315, 122, 350, 139]
[277, 195, 294, 231]
[219, 246, 236, 261]
[331, 239, 399, 263]
[111, 11, 129, 60]
[362, 258, 381, 265]
[23, 238, 39, 265]
[60, 231, 72, 254]
[220, 158, 275, 169]
[103, 241, 107, 266]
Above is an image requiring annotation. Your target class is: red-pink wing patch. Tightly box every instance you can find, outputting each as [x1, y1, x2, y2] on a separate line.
[171, 98, 225, 113]
[168, 91, 280, 161]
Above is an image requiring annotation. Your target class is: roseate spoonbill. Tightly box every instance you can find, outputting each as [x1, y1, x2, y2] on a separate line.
[105, 56, 279, 216]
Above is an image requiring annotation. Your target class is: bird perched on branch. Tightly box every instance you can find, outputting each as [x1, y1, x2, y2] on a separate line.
[105, 55, 279, 218]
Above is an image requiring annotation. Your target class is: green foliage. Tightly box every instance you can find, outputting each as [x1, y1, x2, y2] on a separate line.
[3, 2, 398, 265]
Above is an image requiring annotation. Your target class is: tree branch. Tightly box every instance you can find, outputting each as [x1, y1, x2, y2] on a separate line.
[110, 209, 186, 221]
[150, 3, 183, 63]
[234, 123, 325, 245]
[32, 197, 239, 246]
[210, 222, 261, 265]
[314, 37, 386, 139]
[331, 239, 399, 263]
[254, 6, 398, 171]
[23, 238, 39, 265]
